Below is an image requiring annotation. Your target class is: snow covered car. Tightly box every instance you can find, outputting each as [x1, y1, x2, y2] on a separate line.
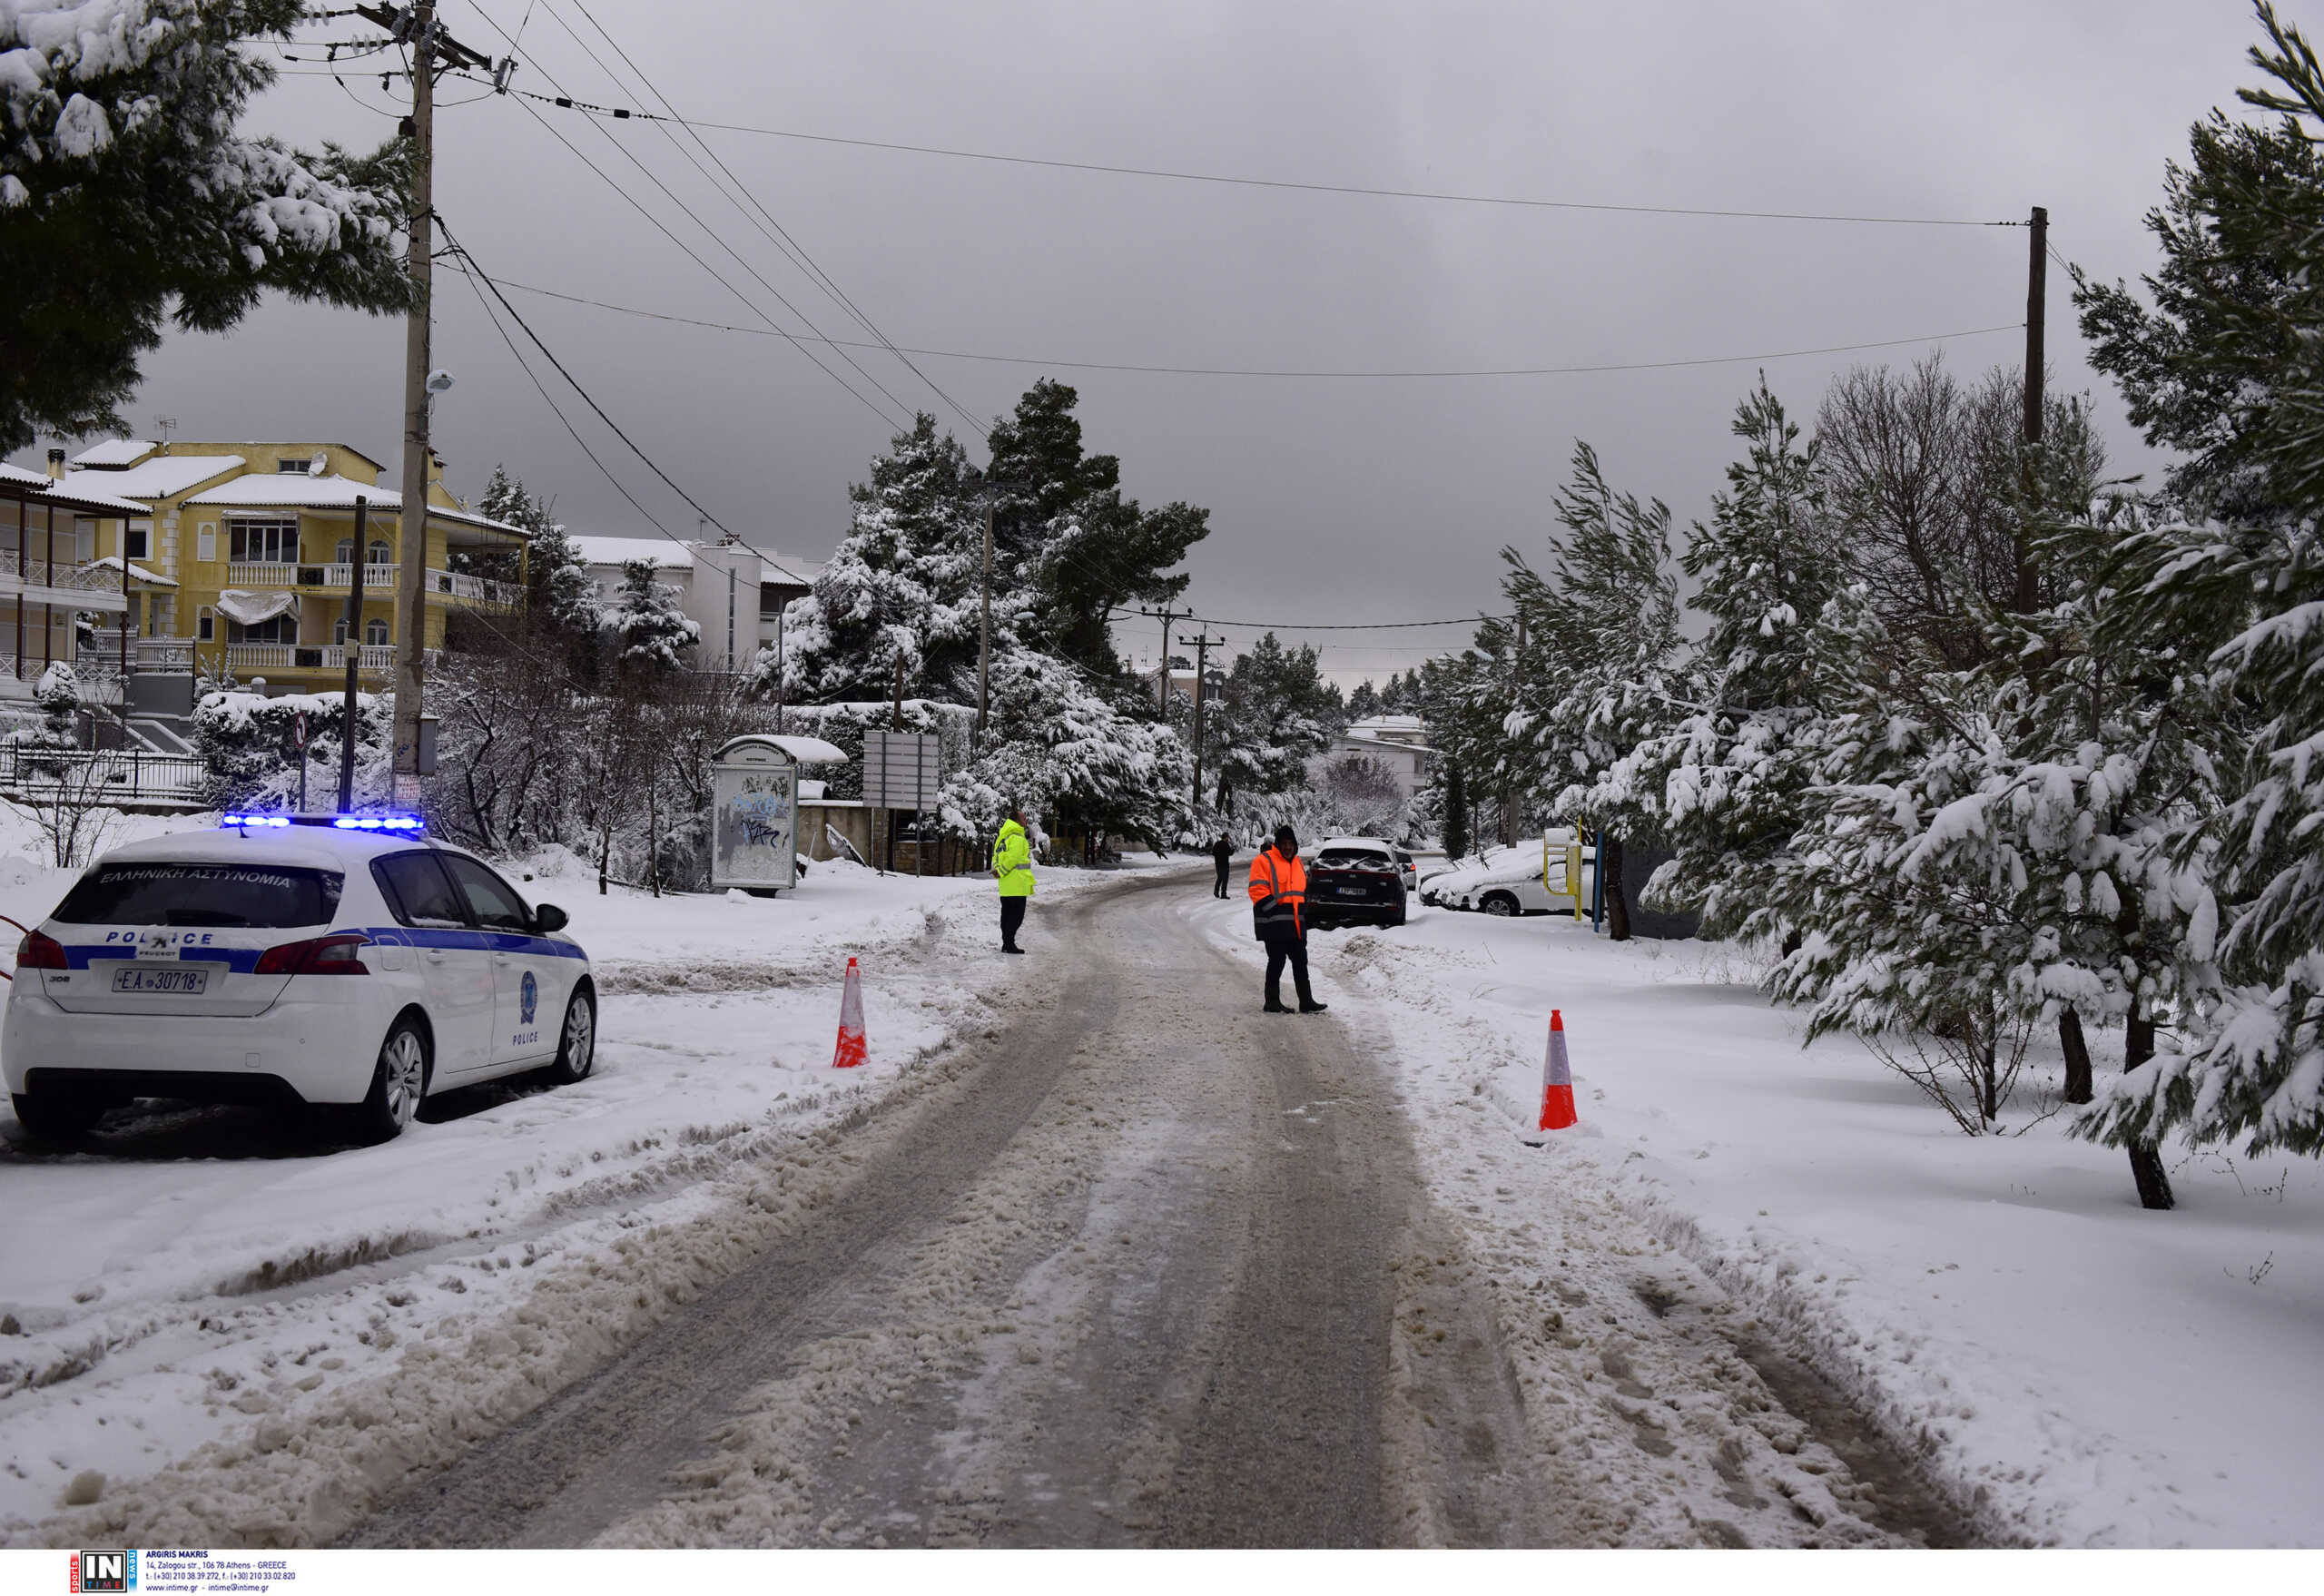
[1305, 836, 1411, 930]
[3, 816, 596, 1145]
[1420, 834, 1592, 917]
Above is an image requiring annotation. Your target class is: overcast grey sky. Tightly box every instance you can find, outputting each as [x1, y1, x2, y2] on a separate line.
[28, 0, 2290, 684]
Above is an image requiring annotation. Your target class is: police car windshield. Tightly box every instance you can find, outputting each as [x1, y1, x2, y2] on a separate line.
[52, 862, 344, 929]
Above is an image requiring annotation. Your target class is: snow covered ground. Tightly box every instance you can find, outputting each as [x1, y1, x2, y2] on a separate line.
[1185, 892, 2324, 1548]
[0, 805, 1149, 1542]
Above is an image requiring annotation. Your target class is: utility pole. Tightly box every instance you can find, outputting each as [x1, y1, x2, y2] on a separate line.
[1504, 612, 1526, 846]
[978, 497, 993, 744]
[339, 497, 369, 811]
[1136, 605, 1183, 713]
[362, 2, 488, 807]
[1177, 630, 1224, 816]
[2015, 203, 2048, 614]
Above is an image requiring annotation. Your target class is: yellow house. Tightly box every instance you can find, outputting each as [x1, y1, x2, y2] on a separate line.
[58, 438, 529, 704]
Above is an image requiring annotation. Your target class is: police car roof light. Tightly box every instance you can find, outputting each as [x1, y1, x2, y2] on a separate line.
[219, 812, 424, 832]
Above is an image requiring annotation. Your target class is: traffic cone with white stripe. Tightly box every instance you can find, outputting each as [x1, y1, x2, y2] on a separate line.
[832, 956, 867, 1069]
[1537, 1009, 1577, 1131]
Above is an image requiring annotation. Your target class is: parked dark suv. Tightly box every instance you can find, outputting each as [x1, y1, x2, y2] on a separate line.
[1305, 836, 1410, 930]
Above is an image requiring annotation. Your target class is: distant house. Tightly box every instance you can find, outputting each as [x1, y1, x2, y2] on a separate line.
[1312, 714, 1435, 795]
[574, 536, 821, 671]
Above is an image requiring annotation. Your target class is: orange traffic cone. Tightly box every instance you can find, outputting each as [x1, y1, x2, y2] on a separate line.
[832, 956, 867, 1069]
[1538, 1009, 1577, 1130]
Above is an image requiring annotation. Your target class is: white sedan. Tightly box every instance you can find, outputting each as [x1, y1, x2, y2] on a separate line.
[4, 816, 596, 1145]
[1420, 834, 1594, 917]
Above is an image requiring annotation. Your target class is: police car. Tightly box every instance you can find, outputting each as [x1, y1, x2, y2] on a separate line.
[3, 813, 596, 1145]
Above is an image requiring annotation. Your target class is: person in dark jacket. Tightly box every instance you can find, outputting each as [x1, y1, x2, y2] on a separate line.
[1246, 823, 1326, 1014]
[1211, 832, 1233, 898]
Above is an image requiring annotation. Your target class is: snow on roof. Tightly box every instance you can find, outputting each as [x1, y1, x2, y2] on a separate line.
[181, 475, 527, 536]
[575, 536, 819, 586]
[765, 734, 847, 764]
[87, 556, 178, 587]
[1350, 714, 1425, 733]
[71, 438, 156, 468]
[72, 454, 245, 501]
[575, 536, 691, 570]
[0, 462, 156, 516]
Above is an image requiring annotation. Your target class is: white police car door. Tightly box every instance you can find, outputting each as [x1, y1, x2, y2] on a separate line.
[372, 850, 496, 1074]
[438, 853, 566, 1069]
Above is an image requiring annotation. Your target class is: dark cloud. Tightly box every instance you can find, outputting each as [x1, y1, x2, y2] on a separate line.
[50, 0, 2277, 681]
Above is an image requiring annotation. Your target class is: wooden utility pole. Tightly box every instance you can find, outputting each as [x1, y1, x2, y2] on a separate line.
[2014, 204, 2048, 614]
[1136, 605, 1185, 712]
[1503, 613, 1526, 847]
[363, 2, 487, 807]
[978, 498, 992, 743]
[389, 2, 437, 809]
[339, 497, 369, 811]
[1177, 630, 1224, 815]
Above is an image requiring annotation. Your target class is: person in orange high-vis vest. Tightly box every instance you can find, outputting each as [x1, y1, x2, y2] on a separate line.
[1247, 823, 1327, 1014]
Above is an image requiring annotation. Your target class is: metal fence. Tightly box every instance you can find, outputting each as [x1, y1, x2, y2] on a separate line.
[0, 745, 208, 803]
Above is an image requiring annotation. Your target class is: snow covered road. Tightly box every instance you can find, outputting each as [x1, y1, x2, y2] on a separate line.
[334, 869, 1950, 1549]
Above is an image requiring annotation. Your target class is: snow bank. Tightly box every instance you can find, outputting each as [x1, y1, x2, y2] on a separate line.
[0, 811, 1157, 1542]
[1193, 896, 2324, 1548]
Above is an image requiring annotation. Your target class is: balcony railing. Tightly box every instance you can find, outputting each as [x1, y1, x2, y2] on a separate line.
[225, 561, 297, 587]
[226, 643, 294, 670]
[0, 549, 130, 595]
[134, 640, 194, 673]
[225, 561, 402, 590]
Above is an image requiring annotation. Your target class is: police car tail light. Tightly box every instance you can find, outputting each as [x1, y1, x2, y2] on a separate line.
[254, 932, 371, 976]
[15, 930, 65, 970]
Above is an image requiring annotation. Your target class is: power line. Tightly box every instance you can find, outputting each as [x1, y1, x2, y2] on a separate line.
[489, 84, 2019, 230]
[443, 269, 2024, 380]
[509, 0, 938, 428]
[438, 218, 743, 540]
[548, 0, 991, 439]
[448, 224, 813, 586]
[458, 2, 919, 430]
[448, 244, 678, 540]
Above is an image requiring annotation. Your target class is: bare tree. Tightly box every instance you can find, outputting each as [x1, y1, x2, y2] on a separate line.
[1817, 355, 2104, 669]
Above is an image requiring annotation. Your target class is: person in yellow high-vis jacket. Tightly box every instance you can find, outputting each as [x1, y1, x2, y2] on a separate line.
[992, 805, 1035, 954]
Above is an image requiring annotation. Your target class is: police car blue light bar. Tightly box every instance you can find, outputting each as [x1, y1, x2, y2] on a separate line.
[330, 814, 426, 832]
[220, 812, 426, 832]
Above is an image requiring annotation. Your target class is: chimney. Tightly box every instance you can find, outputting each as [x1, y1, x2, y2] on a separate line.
[44, 447, 64, 481]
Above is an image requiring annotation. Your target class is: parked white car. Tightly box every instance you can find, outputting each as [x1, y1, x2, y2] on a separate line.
[1419, 832, 1594, 917]
[4, 816, 596, 1145]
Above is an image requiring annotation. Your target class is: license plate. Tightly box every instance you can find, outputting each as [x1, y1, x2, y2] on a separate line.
[111, 965, 209, 995]
[1336, 886, 1365, 896]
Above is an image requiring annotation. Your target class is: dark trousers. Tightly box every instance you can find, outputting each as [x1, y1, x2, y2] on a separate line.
[1263, 932, 1314, 1008]
[1000, 896, 1027, 950]
[1214, 861, 1230, 898]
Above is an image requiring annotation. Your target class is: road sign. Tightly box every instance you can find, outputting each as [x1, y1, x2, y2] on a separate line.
[862, 731, 941, 810]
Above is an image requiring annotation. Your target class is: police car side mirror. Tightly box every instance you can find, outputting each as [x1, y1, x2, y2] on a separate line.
[532, 903, 569, 935]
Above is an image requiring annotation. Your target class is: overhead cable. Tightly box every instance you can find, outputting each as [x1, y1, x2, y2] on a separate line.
[484, 81, 2019, 229]
[451, 269, 2024, 380]
[547, 0, 992, 438]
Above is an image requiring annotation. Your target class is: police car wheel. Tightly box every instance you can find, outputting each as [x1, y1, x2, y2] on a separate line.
[10, 1089, 106, 1142]
[350, 1017, 430, 1143]
[545, 986, 596, 1086]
